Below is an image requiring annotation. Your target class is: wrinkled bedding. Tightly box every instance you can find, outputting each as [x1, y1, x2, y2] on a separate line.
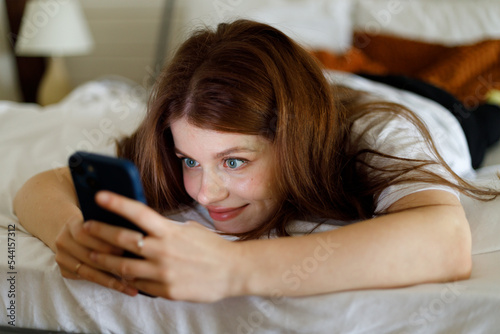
[1, 76, 500, 333]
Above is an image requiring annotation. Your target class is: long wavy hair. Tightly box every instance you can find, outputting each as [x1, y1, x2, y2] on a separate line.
[118, 19, 498, 240]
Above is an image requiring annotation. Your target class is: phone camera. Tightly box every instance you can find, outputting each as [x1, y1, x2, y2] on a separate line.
[69, 157, 85, 175]
[86, 177, 98, 189]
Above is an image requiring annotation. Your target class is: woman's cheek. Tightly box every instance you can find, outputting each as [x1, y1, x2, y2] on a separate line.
[235, 175, 272, 200]
[183, 173, 199, 200]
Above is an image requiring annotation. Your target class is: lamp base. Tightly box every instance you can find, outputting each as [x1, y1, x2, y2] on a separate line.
[38, 57, 72, 106]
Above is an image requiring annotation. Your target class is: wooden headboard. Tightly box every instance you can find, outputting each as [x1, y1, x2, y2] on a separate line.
[5, 0, 46, 103]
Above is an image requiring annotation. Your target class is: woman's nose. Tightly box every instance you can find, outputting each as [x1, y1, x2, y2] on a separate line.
[196, 171, 229, 205]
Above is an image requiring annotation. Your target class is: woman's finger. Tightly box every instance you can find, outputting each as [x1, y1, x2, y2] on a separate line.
[60, 267, 81, 280]
[128, 279, 167, 299]
[78, 263, 138, 296]
[55, 242, 92, 277]
[56, 248, 138, 295]
[83, 220, 147, 256]
[56, 225, 122, 274]
[89, 251, 159, 282]
[66, 214, 124, 255]
[94, 191, 174, 237]
[57, 255, 84, 280]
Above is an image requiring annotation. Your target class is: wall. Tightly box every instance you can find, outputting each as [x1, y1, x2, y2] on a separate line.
[4, 0, 500, 101]
[66, 0, 253, 89]
[65, 0, 164, 88]
[70, 0, 340, 89]
[2, 0, 307, 98]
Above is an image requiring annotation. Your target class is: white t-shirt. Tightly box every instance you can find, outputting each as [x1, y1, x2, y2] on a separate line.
[331, 72, 467, 213]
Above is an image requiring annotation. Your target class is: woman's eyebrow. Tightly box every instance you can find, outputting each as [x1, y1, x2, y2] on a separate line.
[174, 148, 188, 156]
[174, 147, 257, 158]
[215, 147, 258, 158]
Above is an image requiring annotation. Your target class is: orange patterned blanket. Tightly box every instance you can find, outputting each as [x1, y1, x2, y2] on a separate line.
[312, 33, 500, 108]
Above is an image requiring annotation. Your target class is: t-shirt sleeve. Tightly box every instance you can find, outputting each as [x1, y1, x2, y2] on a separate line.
[352, 112, 460, 213]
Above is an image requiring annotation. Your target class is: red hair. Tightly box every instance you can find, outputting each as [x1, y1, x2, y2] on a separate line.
[118, 19, 498, 239]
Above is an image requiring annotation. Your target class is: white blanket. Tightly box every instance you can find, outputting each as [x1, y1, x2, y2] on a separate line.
[2, 76, 500, 333]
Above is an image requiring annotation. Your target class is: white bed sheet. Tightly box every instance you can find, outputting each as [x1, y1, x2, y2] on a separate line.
[2, 76, 500, 333]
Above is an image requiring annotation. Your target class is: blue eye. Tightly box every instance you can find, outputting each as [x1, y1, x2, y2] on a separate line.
[183, 158, 199, 168]
[225, 158, 245, 169]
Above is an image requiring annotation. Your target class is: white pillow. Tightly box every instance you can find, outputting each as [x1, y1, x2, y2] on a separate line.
[353, 0, 500, 46]
[170, 0, 354, 53]
[243, 0, 353, 52]
[461, 165, 500, 255]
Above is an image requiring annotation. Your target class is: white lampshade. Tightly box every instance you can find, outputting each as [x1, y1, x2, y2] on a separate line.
[15, 0, 93, 57]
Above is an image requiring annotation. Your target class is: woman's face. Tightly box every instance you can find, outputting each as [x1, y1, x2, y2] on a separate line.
[170, 118, 278, 233]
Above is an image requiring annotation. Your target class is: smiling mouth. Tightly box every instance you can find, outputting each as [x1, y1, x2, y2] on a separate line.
[206, 204, 249, 221]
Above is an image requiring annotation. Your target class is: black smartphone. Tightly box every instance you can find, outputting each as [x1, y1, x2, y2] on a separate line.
[69, 151, 156, 297]
[68, 151, 148, 251]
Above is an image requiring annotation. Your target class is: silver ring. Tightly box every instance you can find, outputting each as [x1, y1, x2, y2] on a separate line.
[137, 235, 144, 251]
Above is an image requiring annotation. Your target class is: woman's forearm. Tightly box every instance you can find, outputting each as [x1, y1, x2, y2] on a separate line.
[236, 192, 471, 298]
[13, 167, 82, 252]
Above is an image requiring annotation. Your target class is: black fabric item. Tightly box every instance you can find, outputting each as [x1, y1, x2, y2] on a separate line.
[357, 73, 500, 169]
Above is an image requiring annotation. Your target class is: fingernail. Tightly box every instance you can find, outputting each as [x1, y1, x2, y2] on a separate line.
[97, 191, 110, 204]
[124, 286, 138, 296]
[83, 221, 91, 231]
[89, 252, 98, 262]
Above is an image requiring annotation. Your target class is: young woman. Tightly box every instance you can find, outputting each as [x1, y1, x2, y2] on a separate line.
[14, 20, 499, 302]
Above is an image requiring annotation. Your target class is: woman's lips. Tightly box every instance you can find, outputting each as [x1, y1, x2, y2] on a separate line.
[206, 204, 248, 221]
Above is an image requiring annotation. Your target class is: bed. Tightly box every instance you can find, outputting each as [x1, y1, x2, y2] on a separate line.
[2, 1, 500, 333]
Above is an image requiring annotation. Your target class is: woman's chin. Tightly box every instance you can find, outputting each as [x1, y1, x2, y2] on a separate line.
[213, 220, 256, 235]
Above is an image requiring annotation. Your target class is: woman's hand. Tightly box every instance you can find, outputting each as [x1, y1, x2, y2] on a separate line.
[83, 191, 246, 302]
[54, 212, 139, 296]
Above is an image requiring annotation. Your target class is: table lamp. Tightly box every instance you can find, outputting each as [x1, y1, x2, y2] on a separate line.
[15, 0, 93, 106]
